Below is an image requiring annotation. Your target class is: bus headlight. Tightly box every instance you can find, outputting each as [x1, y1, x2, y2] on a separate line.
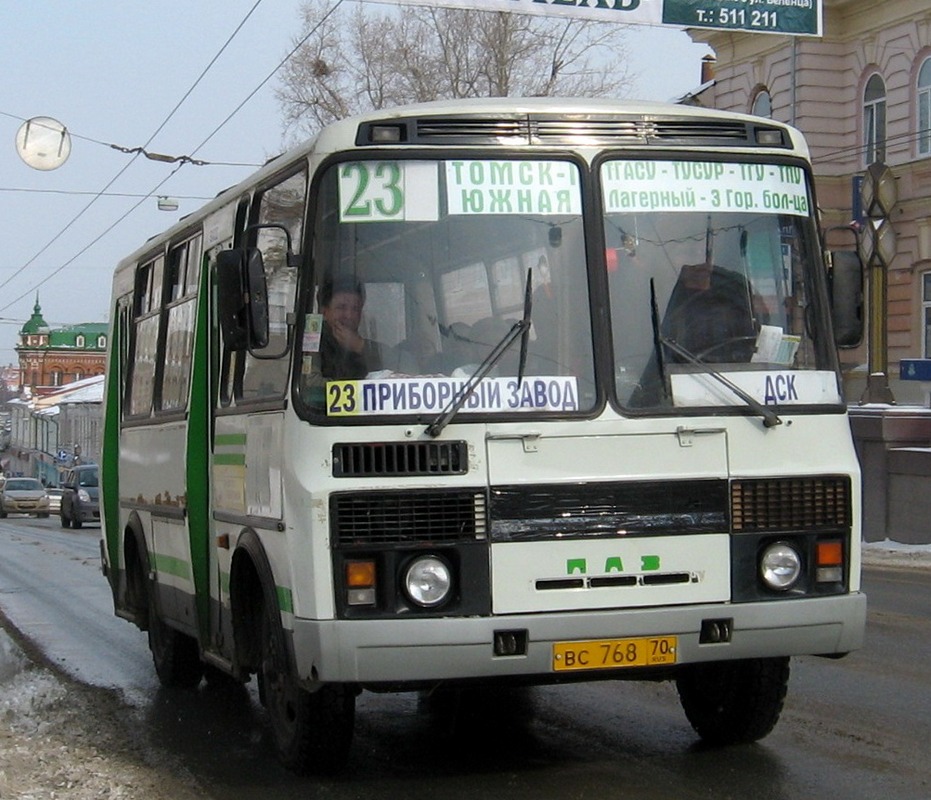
[403, 555, 452, 608]
[760, 542, 802, 591]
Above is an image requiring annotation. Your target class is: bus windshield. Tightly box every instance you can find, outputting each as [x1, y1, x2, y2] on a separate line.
[602, 158, 841, 411]
[298, 158, 596, 420]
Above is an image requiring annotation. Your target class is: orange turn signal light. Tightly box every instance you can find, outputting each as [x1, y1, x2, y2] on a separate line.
[346, 560, 376, 588]
[816, 540, 843, 567]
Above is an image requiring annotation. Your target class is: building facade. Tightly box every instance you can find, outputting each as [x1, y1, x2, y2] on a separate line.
[16, 298, 107, 394]
[2, 376, 103, 484]
[687, 0, 931, 402]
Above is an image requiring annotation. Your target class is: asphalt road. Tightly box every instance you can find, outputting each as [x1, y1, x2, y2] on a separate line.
[1, 515, 929, 800]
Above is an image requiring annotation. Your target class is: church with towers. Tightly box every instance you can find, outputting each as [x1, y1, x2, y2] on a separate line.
[15, 296, 107, 395]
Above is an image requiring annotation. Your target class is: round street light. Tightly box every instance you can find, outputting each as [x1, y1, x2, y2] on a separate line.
[15, 116, 72, 171]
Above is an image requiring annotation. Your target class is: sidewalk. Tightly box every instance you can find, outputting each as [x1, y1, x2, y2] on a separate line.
[862, 539, 931, 570]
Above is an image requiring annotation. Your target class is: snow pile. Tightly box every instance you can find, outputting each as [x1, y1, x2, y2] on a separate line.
[0, 634, 68, 739]
[861, 539, 931, 569]
[0, 628, 203, 800]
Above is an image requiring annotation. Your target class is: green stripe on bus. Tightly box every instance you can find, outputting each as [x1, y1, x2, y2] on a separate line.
[277, 585, 294, 614]
[213, 453, 246, 466]
[214, 433, 247, 446]
[187, 252, 213, 644]
[101, 307, 124, 581]
[152, 552, 191, 581]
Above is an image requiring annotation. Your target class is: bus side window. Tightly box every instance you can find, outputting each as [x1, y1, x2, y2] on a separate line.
[126, 255, 164, 417]
[239, 169, 306, 403]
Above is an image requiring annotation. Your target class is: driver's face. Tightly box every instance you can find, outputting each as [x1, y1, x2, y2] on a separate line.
[324, 291, 363, 331]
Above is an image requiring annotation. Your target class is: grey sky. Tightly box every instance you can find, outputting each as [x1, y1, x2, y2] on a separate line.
[0, 1, 710, 366]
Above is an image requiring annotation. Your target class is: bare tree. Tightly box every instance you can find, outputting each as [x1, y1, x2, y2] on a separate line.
[276, 1, 635, 139]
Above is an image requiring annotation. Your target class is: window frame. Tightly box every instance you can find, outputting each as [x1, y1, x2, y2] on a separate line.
[922, 272, 931, 358]
[863, 73, 887, 166]
[751, 87, 772, 119]
[918, 57, 931, 158]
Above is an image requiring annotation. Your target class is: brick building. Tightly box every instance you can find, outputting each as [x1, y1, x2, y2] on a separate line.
[15, 297, 107, 394]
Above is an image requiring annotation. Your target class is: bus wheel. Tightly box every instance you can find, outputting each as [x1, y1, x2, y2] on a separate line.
[259, 600, 355, 774]
[146, 588, 204, 689]
[675, 657, 790, 745]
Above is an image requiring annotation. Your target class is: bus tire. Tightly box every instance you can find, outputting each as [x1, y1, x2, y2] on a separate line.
[675, 656, 790, 745]
[147, 584, 204, 689]
[259, 598, 355, 774]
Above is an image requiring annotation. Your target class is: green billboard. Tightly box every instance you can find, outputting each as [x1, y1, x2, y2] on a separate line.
[662, 0, 822, 37]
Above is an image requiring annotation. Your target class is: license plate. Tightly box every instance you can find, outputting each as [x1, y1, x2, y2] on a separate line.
[552, 636, 678, 672]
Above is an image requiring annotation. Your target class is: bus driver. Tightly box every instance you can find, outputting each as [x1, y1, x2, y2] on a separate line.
[318, 276, 385, 379]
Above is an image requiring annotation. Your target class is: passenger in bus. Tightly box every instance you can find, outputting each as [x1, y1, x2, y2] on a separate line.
[319, 276, 386, 379]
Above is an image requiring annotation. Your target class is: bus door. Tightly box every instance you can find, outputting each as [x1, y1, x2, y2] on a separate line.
[208, 169, 307, 662]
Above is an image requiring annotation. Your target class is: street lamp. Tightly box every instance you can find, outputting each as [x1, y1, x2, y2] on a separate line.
[858, 161, 898, 405]
[15, 116, 71, 171]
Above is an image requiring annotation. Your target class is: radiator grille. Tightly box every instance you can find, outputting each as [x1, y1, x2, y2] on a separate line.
[490, 480, 728, 540]
[332, 490, 487, 546]
[333, 441, 467, 477]
[730, 477, 850, 532]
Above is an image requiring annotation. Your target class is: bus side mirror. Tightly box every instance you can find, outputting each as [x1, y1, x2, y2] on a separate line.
[217, 247, 270, 351]
[828, 250, 864, 348]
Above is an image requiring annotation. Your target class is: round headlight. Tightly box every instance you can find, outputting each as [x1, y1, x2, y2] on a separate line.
[760, 542, 802, 590]
[403, 556, 452, 608]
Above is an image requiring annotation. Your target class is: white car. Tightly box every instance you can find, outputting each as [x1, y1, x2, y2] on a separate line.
[0, 478, 50, 518]
[45, 487, 64, 514]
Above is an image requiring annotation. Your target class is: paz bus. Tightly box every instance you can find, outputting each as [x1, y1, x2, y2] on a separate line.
[101, 97, 866, 773]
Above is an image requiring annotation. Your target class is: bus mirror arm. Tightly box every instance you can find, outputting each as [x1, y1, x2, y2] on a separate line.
[217, 223, 299, 358]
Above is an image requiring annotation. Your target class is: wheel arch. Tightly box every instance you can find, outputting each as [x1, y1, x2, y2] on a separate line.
[230, 528, 280, 677]
[120, 511, 151, 630]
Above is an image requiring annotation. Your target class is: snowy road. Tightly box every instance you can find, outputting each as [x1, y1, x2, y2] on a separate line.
[2, 516, 931, 800]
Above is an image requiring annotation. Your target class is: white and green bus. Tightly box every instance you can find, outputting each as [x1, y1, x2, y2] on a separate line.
[101, 97, 866, 773]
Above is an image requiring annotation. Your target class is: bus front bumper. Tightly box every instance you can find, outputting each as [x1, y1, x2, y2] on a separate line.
[289, 592, 866, 686]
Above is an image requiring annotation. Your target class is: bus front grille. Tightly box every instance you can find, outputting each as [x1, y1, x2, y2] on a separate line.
[331, 490, 487, 546]
[333, 441, 467, 477]
[489, 480, 729, 540]
[730, 476, 851, 532]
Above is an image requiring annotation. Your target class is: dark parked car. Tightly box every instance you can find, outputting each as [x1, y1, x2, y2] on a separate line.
[60, 465, 100, 529]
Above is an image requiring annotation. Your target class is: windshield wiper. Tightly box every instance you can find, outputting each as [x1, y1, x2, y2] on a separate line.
[649, 279, 668, 401]
[426, 268, 532, 438]
[657, 335, 782, 429]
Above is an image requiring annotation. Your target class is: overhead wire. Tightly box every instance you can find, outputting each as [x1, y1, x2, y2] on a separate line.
[0, 110, 263, 168]
[0, 187, 215, 201]
[2, 0, 347, 316]
[816, 125, 931, 165]
[0, 0, 268, 312]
